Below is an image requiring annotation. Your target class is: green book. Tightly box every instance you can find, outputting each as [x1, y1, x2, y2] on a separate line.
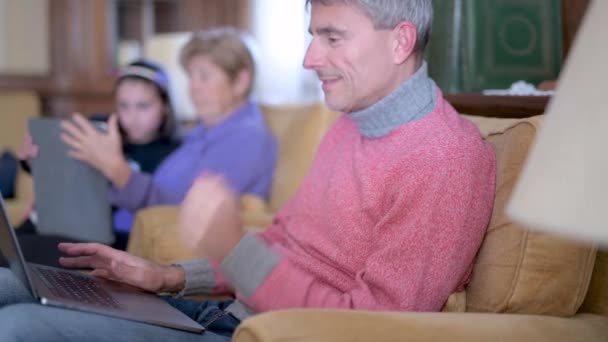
[426, 0, 563, 92]
[461, 0, 563, 91]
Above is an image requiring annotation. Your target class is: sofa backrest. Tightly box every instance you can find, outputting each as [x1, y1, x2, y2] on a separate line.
[580, 250, 608, 316]
[0, 91, 40, 153]
[0, 91, 40, 224]
[260, 104, 340, 212]
[463, 115, 600, 317]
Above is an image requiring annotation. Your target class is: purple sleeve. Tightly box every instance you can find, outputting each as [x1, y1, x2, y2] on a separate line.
[108, 171, 183, 211]
[109, 128, 277, 211]
[203, 131, 277, 199]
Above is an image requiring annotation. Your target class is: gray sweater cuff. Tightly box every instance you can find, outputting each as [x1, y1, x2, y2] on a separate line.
[220, 233, 280, 298]
[174, 259, 217, 297]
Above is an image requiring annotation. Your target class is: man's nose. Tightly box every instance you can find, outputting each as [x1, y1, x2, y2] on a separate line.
[303, 39, 323, 70]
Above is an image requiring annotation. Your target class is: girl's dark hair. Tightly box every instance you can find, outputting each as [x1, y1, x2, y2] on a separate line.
[115, 59, 177, 141]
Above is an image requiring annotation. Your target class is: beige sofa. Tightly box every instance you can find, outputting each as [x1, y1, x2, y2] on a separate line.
[126, 105, 608, 341]
[0, 91, 39, 226]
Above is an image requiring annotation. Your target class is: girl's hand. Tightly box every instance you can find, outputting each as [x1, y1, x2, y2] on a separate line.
[17, 133, 39, 161]
[60, 114, 131, 188]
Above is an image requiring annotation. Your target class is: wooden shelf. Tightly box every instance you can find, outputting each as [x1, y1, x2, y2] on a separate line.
[445, 93, 550, 118]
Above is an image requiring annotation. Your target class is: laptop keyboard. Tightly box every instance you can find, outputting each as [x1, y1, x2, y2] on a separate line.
[35, 267, 121, 309]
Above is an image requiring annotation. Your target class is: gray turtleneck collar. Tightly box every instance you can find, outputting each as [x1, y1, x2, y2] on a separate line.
[349, 61, 438, 138]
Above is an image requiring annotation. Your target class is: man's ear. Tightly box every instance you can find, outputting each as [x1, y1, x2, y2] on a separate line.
[232, 69, 252, 98]
[391, 21, 417, 65]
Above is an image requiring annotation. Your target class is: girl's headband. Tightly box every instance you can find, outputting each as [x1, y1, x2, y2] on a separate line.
[117, 65, 170, 93]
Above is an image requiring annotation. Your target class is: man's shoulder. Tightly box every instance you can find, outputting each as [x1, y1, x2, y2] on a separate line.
[388, 101, 491, 163]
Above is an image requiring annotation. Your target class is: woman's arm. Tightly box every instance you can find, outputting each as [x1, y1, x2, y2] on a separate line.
[110, 128, 276, 211]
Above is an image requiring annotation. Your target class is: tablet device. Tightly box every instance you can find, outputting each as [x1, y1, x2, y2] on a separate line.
[28, 117, 114, 244]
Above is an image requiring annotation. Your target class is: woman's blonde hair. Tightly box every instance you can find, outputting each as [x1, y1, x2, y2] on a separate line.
[180, 27, 255, 97]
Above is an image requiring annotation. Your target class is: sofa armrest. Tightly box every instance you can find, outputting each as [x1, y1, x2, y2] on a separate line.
[234, 310, 608, 342]
[5, 198, 29, 227]
[126, 206, 188, 265]
[6, 170, 34, 227]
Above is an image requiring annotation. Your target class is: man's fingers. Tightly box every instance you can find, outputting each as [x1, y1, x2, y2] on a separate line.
[59, 256, 100, 269]
[58, 242, 106, 256]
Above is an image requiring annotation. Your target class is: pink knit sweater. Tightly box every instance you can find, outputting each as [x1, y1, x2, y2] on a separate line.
[214, 92, 496, 314]
[177, 64, 497, 317]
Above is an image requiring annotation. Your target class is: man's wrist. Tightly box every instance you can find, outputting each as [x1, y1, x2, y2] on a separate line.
[161, 265, 186, 294]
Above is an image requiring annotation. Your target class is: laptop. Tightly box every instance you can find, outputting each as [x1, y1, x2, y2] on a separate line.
[28, 117, 114, 244]
[0, 194, 204, 333]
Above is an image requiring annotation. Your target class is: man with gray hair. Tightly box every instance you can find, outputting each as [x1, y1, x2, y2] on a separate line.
[0, 1, 495, 341]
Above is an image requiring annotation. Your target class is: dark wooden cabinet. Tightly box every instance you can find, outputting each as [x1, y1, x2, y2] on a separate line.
[0, 0, 250, 118]
[117, 0, 250, 51]
[0, 0, 591, 118]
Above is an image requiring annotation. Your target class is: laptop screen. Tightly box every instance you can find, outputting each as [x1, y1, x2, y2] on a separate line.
[0, 192, 37, 297]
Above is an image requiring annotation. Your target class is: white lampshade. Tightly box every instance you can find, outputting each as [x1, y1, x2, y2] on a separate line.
[506, 0, 608, 245]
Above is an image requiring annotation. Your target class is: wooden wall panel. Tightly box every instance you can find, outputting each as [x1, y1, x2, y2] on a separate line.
[49, 0, 116, 92]
[118, 0, 154, 44]
[154, 0, 250, 33]
[44, 0, 117, 116]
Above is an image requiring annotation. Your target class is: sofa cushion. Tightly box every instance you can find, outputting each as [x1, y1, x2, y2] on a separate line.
[464, 116, 597, 317]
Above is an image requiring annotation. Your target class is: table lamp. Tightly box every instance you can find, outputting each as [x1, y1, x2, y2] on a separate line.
[506, 0, 608, 246]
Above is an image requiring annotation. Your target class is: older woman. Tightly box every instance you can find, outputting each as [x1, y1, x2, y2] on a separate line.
[61, 27, 277, 240]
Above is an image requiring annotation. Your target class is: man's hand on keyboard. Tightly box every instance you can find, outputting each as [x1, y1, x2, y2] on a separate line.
[57, 243, 185, 294]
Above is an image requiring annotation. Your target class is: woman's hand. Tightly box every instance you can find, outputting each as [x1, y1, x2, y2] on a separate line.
[60, 113, 132, 188]
[58, 242, 185, 293]
[178, 174, 245, 261]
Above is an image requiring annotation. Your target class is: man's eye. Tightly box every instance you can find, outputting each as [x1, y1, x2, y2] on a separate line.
[328, 36, 340, 44]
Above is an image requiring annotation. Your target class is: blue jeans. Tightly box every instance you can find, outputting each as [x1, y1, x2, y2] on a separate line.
[0, 268, 240, 341]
